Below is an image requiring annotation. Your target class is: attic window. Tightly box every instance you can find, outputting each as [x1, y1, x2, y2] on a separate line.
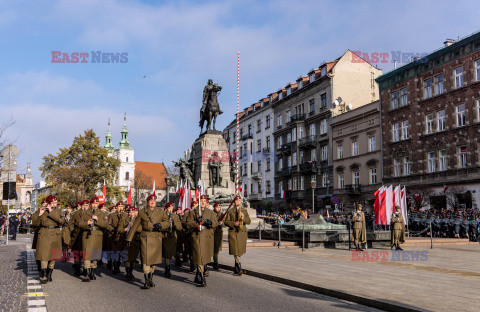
[279, 92, 283, 100]
[298, 80, 303, 89]
[310, 73, 315, 82]
[286, 87, 291, 96]
[269, 95, 273, 102]
[321, 67, 327, 76]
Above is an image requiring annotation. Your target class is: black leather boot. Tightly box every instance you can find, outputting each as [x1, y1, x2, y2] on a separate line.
[89, 268, 96, 280]
[194, 269, 201, 284]
[36, 260, 41, 273]
[143, 274, 150, 289]
[396, 244, 403, 251]
[200, 271, 206, 287]
[175, 257, 182, 267]
[164, 265, 171, 278]
[189, 260, 195, 272]
[83, 269, 90, 282]
[238, 263, 244, 276]
[234, 262, 239, 275]
[107, 260, 113, 270]
[213, 258, 219, 270]
[204, 265, 209, 277]
[46, 268, 53, 282]
[39, 267, 45, 280]
[113, 260, 120, 274]
[148, 272, 155, 287]
[40, 269, 48, 284]
[126, 267, 133, 281]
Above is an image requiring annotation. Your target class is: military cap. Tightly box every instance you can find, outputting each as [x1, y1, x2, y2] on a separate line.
[147, 194, 157, 202]
[46, 195, 57, 203]
[116, 201, 124, 206]
[165, 201, 174, 209]
[90, 197, 99, 203]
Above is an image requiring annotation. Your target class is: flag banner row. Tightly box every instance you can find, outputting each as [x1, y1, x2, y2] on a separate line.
[374, 185, 408, 225]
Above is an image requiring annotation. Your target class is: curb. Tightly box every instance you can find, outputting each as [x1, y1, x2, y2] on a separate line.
[218, 263, 424, 312]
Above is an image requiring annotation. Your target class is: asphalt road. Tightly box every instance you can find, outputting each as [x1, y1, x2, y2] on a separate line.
[41, 259, 381, 312]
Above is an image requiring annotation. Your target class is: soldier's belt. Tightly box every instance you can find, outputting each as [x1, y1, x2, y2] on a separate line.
[43, 226, 60, 229]
[91, 227, 101, 231]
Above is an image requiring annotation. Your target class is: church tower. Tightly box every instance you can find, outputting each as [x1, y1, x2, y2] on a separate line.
[104, 119, 114, 154]
[115, 114, 135, 190]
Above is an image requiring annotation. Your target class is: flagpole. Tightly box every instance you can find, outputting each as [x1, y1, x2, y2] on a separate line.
[235, 51, 240, 195]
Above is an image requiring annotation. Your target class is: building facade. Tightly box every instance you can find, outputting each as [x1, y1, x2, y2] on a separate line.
[331, 101, 381, 212]
[223, 99, 275, 211]
[376, 32, 480, 210]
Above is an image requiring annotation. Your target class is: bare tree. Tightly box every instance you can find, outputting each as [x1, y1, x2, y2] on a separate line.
[165, 163, 179, 176]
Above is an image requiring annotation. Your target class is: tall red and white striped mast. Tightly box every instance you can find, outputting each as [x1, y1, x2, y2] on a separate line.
[235, 51, 240, 196]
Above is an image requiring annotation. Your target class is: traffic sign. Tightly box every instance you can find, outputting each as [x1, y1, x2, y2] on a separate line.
[332, 196, 340, 204]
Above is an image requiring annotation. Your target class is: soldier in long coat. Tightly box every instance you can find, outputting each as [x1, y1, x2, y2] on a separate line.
[106, 203, 119, 270]
[183, 202, 197, 272]
[31, 200, 48, 277]
[174, 206, 186, 267]
[162, 202, 183, 278]
[186, 195, 218, 286]
[391, 206, 406, 250]
[224, 195, 251, 276]
[78, 197, 113, 282]
[126, 194, 170, 289]
[69, 201, 88, 276]
[31, 195, 65, 284]
[212, 202, 223, 270]
[109, 202, 128, 274]
[123, 205, 141, 281]
[351, 204, 367, 251]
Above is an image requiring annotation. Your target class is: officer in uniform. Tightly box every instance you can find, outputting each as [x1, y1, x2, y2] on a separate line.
[109, 201, 128, 274]
[224, 195, 251, 276]
[31, 200, 48, 275]
[183, 202, 197, 272]
[124, 205, 141, 281]
[105, 203, 120, 270]
[186, 195, 218, 286]
[174, 206, 186, 267]
[351, 204, 367, 251]
[126, 194, 170, 289]
[31, 195, 65, 283]
[390, 206, 405, 250]
[212, 202, 223, 270]
[162, 202, 182, 278]
[69, 200, 88, 276]
[79, 197, 113, 282]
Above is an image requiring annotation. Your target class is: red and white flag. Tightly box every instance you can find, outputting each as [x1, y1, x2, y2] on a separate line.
[127, 180, 132, 205]
[152, 180, 156, 196]
[385, 185, 393, 225]
[98, 179, 106, 204]
[281, 189, 286, 199]
[401, 187, 408, 225]
[443, 185, 448, 194]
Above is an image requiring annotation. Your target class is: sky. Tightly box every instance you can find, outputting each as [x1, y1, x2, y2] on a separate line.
[0, 0, 479, 182]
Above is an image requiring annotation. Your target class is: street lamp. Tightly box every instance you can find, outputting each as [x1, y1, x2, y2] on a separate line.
[164, 175, 173, 203]
[311, 178, 316, 214]
[326, 180, 330, 216]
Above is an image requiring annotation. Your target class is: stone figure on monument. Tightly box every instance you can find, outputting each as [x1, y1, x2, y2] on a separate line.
[229, 154, 236, 182]
[173, 158, 195, 187]
[208, 152, 223, 187]
[199, 79, 223, 134]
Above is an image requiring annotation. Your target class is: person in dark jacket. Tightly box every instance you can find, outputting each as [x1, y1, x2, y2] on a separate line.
[9, 214, 20, 240]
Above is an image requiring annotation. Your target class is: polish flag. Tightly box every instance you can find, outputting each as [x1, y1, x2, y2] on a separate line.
[281, 189, 286, 199]
[394, 186, 401, 210]
[98, 179, 106, 204]
[127, 180, 132, 205]
[152, 180, 156, 197]
[379, 187, 387, 225]
[374, 186, 387, 225]
[385, 185, 393, 225]
[401, 187, 408, 225]
[443, 185, 449, 194]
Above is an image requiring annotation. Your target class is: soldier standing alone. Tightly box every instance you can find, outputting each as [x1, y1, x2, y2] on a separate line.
[351, 204, 367, 251]
[391, 206, 406, 250]
[224, 195, 251, 276]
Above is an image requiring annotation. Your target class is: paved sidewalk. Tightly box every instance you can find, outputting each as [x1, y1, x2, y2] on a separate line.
[218, 244, 480, 312]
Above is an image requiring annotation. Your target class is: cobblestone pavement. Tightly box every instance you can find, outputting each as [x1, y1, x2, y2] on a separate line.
[0, 234, 30, 312]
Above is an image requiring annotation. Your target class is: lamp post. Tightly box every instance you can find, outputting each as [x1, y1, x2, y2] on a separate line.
[326, 179, 330, 216]
[311, 178, 316, 214]
[164, 175, 172, 203]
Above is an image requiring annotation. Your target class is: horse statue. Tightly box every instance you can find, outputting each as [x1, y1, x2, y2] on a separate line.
[199, 79, 223, 134]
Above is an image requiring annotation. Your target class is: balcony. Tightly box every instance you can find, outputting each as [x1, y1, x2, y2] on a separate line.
[248, 193, 262, 201]
[300, 162, 317, 173]
[288, 114, 306, 124]
[280, 167, 294, 177]
[241, 134, 253, 141]
[262, 147, 271, 154]
[251, 171, 262, 181]
[345, 184, 362, 194]
[298, 135, 317, 149]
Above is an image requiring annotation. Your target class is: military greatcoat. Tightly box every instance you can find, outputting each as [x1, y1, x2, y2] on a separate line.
[162, 213, 183, 259]
[79, 208, 113, 261]
[32, 208, 65, 261]
[186, 207, 218, 265]
[224, 205, 251, 256]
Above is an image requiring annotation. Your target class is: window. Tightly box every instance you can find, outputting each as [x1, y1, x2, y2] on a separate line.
[310, 123, 316, 136]
[310, 72, 315, 82]
[266, 136, 270, 150]
[278, 182, 282, 193]
[369, 137, 376, 152]
[476, 60, 480, 81]
[250, 143, 252, 155]
[458, 146, 467, 168]
[477, 100, 480, 122]
[311, 149, 316, 162]
[299, 151, 304, 163]
[258, 161, 261, 172]
[239, 166, 243, 176]
[287, 155, 292, 167]
[257, 139, 261, 152]
[298, 80, 303, 89]
[266, 160, 271, 171]
[300, 176, 304, 191]
[321, 67, 327, 76]
[287, 87, 291, 96]
[401, 120, 409, 140]
[321, 93, 327, 108]
[439, 150, 447, 171]
[403, 157, 411, 176]
[391, 91, 399, 110]
[232, 131, 236, 143]
[456, 104, 465, 127]
[322, 173, 328, 187]
[426, 113, 435, 134]
[392, 123, 400, 142]
[400, 88, 408, 106]
[292, 152, 297, 166]
[352, 141, 359, 156]
[258, 181, 262, 193]
[454, 67, 464, 88]
[337, 145, 343, 159]
[437, 110, 446, 131]
[293, 178, 298, 191]
[394, 159, 401, 177]
[248, 124, 252, 136]
[266, 181, 271, 194]
[424, 78, 433, 99]
[266, 115, 271, 128]
[370, 168, 377, 184]
[299, 126, 304, 139]
[320, 119, 327, 135]
[278, 159, 283, 171]
[435, 74, 444, 95]
[277, 137, 282, 149]
[286, 110, 291, 122]
[257, 120, 261, 131]
[288, 179, 292, 190]
[353, 171, 360, 185]
[309, 99, 315, 113]
[338, 174, 345, 189]
[125, 171, 129, 180]
[278, 115, 283, 127]
[428, 152, 436, 173]
[250, 163, 253, 174]
[321, 145, 328, 161]
[286, 133, 291, 143]
[278, 91, 283, 101]
[292, 128, 297, 141]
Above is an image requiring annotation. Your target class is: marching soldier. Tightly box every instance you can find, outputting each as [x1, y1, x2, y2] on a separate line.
[162, 202, 182, 278]
[124, 205, 141, 281]
[391, 206, 406, 250]
[212, 202, 223, 270]
[31, 200, 48, 275]
[351, 204, 367, 251]
[186, 195, 218, 286]
[106, 203, 120, 270]
[183, 202, 197, 272]
[224, 195, 251, 276]
[31, 195, 65, 284]
[109, 201, 128, 274]
[69, 200, 88, 276]
[79, 197, 113, 282]
[61, 205, 73, 262]
[126, 194, 170, 289]
[174, 206, 186, 267]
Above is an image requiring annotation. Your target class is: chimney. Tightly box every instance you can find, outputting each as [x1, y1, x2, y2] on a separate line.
[444, 39, 455, 47]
